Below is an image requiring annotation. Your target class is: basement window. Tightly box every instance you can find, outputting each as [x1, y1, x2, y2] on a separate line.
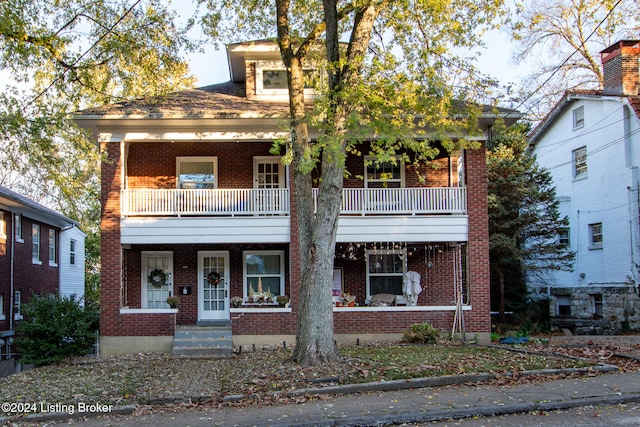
[557, 295, 571, 316]
[593, 294, 603, 318]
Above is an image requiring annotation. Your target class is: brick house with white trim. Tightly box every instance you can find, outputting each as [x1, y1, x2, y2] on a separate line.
[0, 185, 85, 363]
[76, 40, 520, 356]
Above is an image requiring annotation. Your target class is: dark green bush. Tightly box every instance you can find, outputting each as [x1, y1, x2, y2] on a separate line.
[16, 294, 100, 366]
[402, 323, 440, 344]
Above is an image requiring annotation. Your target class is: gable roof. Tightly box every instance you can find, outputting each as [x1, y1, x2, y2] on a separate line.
[528, 90, 640, 146]
[0, 185, 80, 230]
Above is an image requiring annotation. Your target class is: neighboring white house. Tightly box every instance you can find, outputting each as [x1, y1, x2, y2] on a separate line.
[59, 226, 87, 301]
[528, 40, 640, 333]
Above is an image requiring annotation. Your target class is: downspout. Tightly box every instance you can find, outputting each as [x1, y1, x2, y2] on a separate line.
[628, 167, 639, 289]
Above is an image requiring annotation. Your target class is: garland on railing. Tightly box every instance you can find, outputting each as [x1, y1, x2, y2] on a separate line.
[147, 269, 168, 288]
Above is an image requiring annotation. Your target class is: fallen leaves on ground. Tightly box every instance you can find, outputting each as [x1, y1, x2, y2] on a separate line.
[0, 339, 638, 416]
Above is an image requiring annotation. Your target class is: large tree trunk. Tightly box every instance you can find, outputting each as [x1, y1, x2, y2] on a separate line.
[277, 0, 340, 365]
[277, 0, 383, 366]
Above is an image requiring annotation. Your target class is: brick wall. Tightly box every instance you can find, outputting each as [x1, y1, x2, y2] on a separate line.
[127, 141, 276, 189]
[12, 216, 61, 298]
[0, 209, 64, 335]
[464, 146, 491, 334]
[333, 243, 460, 307]
[342, 143, 455, 189]
[602, 42, 640, 96]
[103, 139, 489, 339]
[122, 243, 290, 325]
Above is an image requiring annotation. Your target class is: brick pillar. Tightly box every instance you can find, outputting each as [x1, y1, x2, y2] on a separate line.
[288, 165, 300, 334]
[100, 140, 122, 336]
[464, 145, 491, 335]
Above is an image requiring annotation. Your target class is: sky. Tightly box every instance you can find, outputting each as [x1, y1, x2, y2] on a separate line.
[179, 12, 523, 90]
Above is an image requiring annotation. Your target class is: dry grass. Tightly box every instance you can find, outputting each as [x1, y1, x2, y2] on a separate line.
[0, 340, 601, 415]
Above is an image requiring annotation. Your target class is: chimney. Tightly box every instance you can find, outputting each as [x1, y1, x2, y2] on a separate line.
[601, 40, 640, 96]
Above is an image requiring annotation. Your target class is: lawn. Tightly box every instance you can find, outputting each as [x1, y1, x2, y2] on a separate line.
[0, 342, 597, 415]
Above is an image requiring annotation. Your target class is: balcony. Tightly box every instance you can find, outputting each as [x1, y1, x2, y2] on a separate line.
[119, 187, 468, 244]
[121, 187, 467, 217]
[121, 188, 290, 217]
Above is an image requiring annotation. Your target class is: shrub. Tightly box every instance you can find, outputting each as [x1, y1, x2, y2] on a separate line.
[15, 294, 100, 366]
[402, 323, 440, 344]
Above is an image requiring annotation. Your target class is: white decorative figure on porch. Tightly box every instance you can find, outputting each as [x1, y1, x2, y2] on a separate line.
[403, 270, 422, 306]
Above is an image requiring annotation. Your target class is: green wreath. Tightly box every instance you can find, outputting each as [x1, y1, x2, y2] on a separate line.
[147, 269, 168, 288]
[207, 271, 222, 287]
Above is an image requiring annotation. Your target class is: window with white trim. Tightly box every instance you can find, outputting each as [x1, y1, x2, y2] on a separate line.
[589, 222, 603, 249]
[573, 106, 584, 129]
[176, 157, 217, 189]
[70, 239, 77, 266]
[14, 214, 22, 242]
[366, 249, 406, 299]
[365, 156, 404, 188]
[32, 224, 41, 264]
[255, 60, 317, 97]
[14, 289, 22, 320]
[49, 229, 57, 266]
[573, 146, 587, 178]
[243, 251, 285, 298]
[558, 227, 570, 247]
[0, 212, 5, 239]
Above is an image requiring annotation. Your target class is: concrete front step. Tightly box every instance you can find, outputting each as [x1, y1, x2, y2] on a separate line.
[172, 325, 233, 356]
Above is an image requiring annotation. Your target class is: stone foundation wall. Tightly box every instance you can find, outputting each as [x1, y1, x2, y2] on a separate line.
[550, 286, 640, 334]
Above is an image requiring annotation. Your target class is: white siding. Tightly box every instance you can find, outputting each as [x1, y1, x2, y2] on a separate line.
[336, 215, 468, 242]
[531, 96, 640, 289]
[59, 226, 86, 300]
[121, 217, 291, 244]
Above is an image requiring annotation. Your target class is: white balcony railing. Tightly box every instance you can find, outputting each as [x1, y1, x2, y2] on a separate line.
[121, 187, 466, 217]
[121, 188, 290, 216]
[334, 187, 467, 215]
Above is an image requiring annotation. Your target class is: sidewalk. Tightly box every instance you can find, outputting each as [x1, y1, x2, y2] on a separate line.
[38, 369, 640, 426]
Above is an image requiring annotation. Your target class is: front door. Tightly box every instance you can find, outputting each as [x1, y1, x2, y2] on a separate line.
[198, 251, 230, 321]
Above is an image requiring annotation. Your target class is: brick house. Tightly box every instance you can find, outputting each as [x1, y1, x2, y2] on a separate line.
[76, 40, 521, 356]
[0, 185, 86, 361]
[528, 40, 640, 333]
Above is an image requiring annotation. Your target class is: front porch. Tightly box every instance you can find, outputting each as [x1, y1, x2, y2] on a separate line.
[101, 241, 474, 356]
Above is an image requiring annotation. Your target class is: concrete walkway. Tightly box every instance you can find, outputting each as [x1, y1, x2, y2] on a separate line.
[35, 369, 640, 426]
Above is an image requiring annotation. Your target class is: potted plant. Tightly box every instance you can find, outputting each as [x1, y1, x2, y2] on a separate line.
[231, 296, 243, 308]
[166, 296, 179, 309]
[276, 295, 290, 307]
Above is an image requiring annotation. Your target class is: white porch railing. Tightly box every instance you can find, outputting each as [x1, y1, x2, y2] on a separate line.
[121, 188, 290, 216]
[121, 187, 466, 216]
[332, 187, 467, 215]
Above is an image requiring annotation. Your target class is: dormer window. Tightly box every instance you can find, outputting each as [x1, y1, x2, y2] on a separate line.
[262, 70, 288, 89]
[255, 60, 317, 99]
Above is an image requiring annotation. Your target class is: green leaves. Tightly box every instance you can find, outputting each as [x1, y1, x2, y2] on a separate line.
[487, 120, 575, 314]
[15, 294, 100, 366]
